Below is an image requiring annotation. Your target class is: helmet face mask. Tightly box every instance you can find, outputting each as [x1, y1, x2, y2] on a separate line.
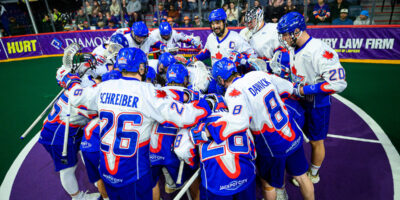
[133, 35, 148, 46]
[245, 7, 264, 34]
[277, 12, 306, 49]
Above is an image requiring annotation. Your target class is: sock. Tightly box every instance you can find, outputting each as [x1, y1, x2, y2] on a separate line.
[60, 165, 79, 195]
[310, 164, 320, 176]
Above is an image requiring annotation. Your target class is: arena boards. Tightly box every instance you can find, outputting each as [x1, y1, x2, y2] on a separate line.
[1, 95, 399, 200]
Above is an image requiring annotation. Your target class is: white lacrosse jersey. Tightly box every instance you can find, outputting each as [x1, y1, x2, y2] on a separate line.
[149, 29, 196, 49]
[206, 71, 303, 157]
[291, 37, 347, 106]
[69, 77, 209, 187]
[195, 30, 256, 66]
[248, 23, 282, 60]
[174, 128, 198, 167]
[113, 28, 161, 54]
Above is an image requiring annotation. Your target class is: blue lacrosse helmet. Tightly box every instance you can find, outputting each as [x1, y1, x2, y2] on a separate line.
[277, 12, 306, 34]
[212, 57, 237, 81]
[110, 33, 129, 48]
[166, 63, 188, 84]
[209, 8, 227, 22]
[159, 22, 172, 37]
[115, 47, 147, 73]
[158, 52, 176, 73]
[146, 66, 156, 83]
[132, 21, 149, 37]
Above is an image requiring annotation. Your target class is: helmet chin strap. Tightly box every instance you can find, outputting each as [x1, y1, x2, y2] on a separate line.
[290, 30, 303, 47]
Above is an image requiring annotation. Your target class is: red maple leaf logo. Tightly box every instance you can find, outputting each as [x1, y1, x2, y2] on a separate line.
[291, 66, 297, 75]
[156, 90, 167, 98]
[323, 51, 334, 60]
[229, 89, 241, 97]
[212, 51, 223, 60]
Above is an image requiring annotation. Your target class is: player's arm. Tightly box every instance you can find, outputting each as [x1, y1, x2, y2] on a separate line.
[177, 32, 202, 49]
[302, 51, 347, 95]
[145, 87, 212, 129]
[236, 34, 257, 59]
[193, 39, 211, 61]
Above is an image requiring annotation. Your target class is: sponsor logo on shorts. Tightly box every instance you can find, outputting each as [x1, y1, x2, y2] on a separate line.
[219, 178, 248, 191]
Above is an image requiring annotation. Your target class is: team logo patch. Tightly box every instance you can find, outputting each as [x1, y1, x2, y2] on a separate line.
[323, 51, 334, 60]
[119, 57, 127, 64]
[156, 90, 167, 98]
[229, 41, 235, 49]
[229, 89, 241, 97]
[168, 71, 177, 78]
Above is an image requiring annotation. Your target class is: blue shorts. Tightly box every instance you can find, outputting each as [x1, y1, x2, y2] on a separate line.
[104, 171, 153, 200]
[41, 141, 81, 172]
[151, 163, 196, 188]
[200, 177, 256, 200]
[82, 151, 100, 184]
[257, 145, 309, 188]
[303, 104, 331, 141]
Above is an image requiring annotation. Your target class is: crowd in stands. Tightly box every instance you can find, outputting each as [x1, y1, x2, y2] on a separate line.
[0, 0, 376, 37]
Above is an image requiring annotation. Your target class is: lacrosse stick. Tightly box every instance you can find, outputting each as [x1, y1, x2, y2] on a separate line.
[148, 46, 179, 54]
[173, 168, 200, 200]
[61, 43, 83, 164]
[102, 42, 124, 68]
[176, 160, 185, 185]
[19, 90, 64, 139]
[248, 58, 268, 72]
[19, 42, 80, 140]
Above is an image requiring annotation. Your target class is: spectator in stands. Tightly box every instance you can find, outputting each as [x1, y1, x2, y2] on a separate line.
[127, 0, 142, 22]
[167, 17, 179, 27]
[188, 0, 197, 11]
[330, 0, 349, 21]
[90, 10, 99, 25]
[100, 0, 110, 13]
[175, 0, 188, 14]
[78, 20, 91, 30]
[265, 0, 285, 22]
[53, 8, 64, 31]
[181, 16, 193, 27]
[93, 1, 101, 14]
[85, 1, 93, 16]
[332, 8, 353, 25]
[153, 3, 168, 26]
[105, 20, 119, 28]
[299, 0, 315, 24]
[41, 14, 52, 33]
[193, 15, 204, 27]
[97, 21, 106, 29]
[75, 9, 87, 25]
[239, 2, 249, 26]
[0, 3, 10, 36]
[208, 0, 218, 10]
[354, 10, 375, 25]
[268, 0, 283, 7]
[110, 0, 121, 17]
[97, 12, 108, 25]
[165, 0, 174, 11]
[168, 4, 180, 22]
[313, 0, 331, 24]
[105, 11, 119, 25]
[222, 3, 229, 12]
[284, 0, 297, 14]
[254, 0, 261, 8]
[226, 2, 239, 26]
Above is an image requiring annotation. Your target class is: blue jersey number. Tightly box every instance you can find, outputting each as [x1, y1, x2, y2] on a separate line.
[100, 111, 142, 157]
[201, 132, 249, 161]
[264, 91, 288, 130]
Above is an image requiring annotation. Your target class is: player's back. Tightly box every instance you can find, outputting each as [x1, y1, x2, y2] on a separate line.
[150, 86, 185, 166]
[230, 71, 302, 157]
[97, 78, 158, 187]
[197, 110, 256, 196]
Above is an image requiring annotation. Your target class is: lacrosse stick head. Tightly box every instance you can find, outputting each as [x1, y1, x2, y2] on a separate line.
[103, 42, 124, 65]
[248, 58, 267, 72]
[62, 43, 81, 71]
[269, 50, 291, 79]
[188, 61, 211, 93]
[75, 53, 98, 77]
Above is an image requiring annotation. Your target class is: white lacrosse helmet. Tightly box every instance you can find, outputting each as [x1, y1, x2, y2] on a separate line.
[245, 6, 264, 34]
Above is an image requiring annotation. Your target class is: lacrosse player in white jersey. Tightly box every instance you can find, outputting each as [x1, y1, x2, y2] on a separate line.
[189, 8, 256, 67]
[113, 21, 166, 54]
[277, 12, 347, 185]
[149, 22, 203, 53]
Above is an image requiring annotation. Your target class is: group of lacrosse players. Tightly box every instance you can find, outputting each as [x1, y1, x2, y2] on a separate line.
[35, 5, 346, 200]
